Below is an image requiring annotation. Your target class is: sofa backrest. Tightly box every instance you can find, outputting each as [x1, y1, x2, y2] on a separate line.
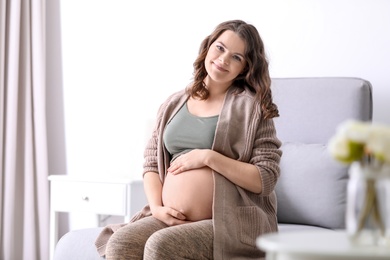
[272, 77, 373, 144]
[272, 77, 373, 229]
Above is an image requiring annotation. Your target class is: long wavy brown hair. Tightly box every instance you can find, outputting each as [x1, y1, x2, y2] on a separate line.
[188, 20, 279, 119]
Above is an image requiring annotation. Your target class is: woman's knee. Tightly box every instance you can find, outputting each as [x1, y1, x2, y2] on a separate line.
[144, 221, 213, 260]
[105, 226, 144, 260]
[105, 217, 167, 259]
[144, 230, 172, 259]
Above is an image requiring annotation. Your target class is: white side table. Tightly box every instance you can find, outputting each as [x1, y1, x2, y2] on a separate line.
[257, 229, 390, 260]
[48, 175, 145, 260]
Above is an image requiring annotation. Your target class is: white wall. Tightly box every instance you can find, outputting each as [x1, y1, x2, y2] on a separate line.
[52, 0, 390, 183]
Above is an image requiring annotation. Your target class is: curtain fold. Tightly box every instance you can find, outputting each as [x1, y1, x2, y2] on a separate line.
[0, 0, 49, 259]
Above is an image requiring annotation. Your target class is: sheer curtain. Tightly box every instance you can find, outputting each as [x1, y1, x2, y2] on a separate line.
[0, 0, 49, 259]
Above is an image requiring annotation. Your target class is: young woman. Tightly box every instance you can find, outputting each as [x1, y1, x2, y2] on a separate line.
[96, 19, 282, 259]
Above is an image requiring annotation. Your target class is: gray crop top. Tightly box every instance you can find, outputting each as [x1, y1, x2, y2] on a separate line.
[163, 102, 218, 161]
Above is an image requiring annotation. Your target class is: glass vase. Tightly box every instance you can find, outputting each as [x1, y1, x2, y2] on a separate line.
[346, 161, 390, 247]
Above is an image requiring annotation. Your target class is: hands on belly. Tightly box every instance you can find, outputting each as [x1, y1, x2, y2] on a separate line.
[167, 149, 210, 175]
[152, 205, 193, 226]
[162, 168, 214, 222]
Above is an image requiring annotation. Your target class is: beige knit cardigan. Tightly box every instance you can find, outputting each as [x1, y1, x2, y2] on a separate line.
[95, 85, 282, 259]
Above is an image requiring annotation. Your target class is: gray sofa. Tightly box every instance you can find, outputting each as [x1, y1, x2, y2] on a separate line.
[53, 77, 373, 259]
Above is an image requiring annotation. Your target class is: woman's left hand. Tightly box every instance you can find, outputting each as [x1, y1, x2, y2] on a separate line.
[167, 149, 209, 175]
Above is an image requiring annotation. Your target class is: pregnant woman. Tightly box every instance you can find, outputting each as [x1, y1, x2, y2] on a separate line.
[96, 19, 282, 259]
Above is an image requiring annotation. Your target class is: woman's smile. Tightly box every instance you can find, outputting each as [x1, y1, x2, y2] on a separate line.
[212, 61, 228, 72]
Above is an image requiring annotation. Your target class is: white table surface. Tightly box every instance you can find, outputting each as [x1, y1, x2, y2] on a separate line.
[257, 229, 390, 260]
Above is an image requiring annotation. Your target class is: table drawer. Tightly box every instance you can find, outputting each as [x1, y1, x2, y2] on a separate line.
[50, 181, 128, 215]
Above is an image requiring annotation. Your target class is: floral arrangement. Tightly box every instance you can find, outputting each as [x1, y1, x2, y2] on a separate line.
[328, 119, 390, 166]
[328, 119, 390, 246]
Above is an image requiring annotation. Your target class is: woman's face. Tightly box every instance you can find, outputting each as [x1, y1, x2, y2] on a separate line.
[205, 30, 247, 87]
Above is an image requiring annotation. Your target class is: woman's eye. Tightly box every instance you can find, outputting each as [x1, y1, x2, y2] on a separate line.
[216, 45, 224, 51]
[232, 55, 242, 62]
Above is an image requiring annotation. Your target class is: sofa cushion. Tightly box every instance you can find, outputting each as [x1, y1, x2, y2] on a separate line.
[53, 228, 103, 260]
[275, 142, 349, 229]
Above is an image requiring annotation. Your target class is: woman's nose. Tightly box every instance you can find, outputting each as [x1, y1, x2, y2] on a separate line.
[219, 54, 229, 65]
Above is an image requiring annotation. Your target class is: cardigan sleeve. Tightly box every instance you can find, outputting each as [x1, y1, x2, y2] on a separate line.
[142, 90, 188, 177]
[250, 117, 282, 196]
[142, 100, 167, 176]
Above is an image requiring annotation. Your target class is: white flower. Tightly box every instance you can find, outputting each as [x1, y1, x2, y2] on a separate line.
[366, 124, 390, 163]
[328, 135, 352, 162]
[328, 120, 390, 165]
[338, 120, 370, 143]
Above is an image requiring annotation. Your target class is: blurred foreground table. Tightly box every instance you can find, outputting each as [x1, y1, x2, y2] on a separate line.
[257, 229, 390, 260]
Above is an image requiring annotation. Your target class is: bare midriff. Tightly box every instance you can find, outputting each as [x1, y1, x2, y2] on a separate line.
[162, 166, 214, 221]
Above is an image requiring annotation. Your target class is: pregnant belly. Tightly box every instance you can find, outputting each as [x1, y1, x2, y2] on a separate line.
[162, 167, 214, 221]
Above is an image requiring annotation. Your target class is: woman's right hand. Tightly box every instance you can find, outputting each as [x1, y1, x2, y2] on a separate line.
[151, 205, 191, 226]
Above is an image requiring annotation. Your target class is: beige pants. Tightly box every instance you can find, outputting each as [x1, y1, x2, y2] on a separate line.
[105, 216, 213, 260]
